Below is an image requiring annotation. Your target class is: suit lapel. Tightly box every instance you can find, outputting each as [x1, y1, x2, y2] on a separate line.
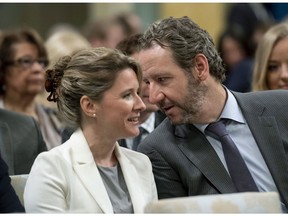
[70, 129, 113, 213]
[175, 124, 237, 193]
[235, 93, 288, 206]
[115, 145, 145, 213]
[154, 110, 166, 127]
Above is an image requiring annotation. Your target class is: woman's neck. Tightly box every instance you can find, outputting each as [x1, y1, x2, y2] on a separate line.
[82, 124, 118, 167]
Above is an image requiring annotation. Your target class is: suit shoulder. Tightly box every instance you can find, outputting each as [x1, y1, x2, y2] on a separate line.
[234, 90, 288, 106]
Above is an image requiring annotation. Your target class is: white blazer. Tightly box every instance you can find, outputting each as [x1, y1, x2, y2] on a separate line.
[24, 129, 158, 213]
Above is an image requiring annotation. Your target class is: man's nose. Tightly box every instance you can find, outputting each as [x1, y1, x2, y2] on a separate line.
[149, 84, 164, 104]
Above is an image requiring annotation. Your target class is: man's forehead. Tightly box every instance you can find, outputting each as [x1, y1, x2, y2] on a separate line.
[137, 45, 170, 63]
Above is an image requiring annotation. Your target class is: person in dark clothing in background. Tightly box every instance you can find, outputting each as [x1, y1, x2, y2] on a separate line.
[0, 154, 25, 213]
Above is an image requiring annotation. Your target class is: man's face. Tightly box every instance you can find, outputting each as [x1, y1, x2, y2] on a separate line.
[136, 44, 206, 124]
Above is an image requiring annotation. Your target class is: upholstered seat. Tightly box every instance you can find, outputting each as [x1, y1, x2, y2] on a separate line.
[10, 174, 29, 206]
[144, 192, 282, 213]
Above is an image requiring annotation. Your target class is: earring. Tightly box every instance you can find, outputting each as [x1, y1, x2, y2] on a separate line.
[93, 113, 96, 118]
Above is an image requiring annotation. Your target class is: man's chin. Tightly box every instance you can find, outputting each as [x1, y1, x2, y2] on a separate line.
[168, 116, 185, 125]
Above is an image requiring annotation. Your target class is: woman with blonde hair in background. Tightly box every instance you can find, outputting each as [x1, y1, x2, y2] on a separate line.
[45, 29, 91, 68]
[37, 29, 91, 108]
[24, 47, 157, 213]
[252, 22, 288, 91]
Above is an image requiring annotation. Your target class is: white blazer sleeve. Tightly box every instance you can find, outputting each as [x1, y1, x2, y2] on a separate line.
[24, 151, 68, 213]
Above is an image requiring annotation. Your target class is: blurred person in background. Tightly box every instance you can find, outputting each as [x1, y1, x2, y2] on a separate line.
[24, 47, 157, 213]
[83, 12, 142, 49]
[44, 29, 91, 142]
[0, 154, 25, 213]
[226, 3, 274, 49]
[38, 28, 91, 109]
[116, 33, 166, 150]
[45, 29, 91, 72]
[252, 21, 288, 91]
[217, 27, 254, 92]
[112, 12, 142, 38]
[0, 108, 46, 175]
[82, 19, 110, 48]
[0, 28, 63, 150]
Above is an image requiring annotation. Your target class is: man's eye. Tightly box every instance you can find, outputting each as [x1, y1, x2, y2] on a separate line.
[158, 77, 167, 82]
[143, 79, 150, 85]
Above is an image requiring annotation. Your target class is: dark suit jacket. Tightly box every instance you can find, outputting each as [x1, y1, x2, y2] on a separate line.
[0, 155, 25, 213]
[138, 90, 288, 208]
[118, 110, 166, 148]
[0, 109, 47, 175]
[223, 59, 253, 93]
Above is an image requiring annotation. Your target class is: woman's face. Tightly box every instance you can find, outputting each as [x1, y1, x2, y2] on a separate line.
[221, 36, 245, 70]
[96, 68, 146, 139]
[4, 42, 47, 97]
[267, 37, 288, 90]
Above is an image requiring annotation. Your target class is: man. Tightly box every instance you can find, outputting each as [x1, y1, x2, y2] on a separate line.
[136, 16, 288, 211]
[116, 34, 166, 150]
[0, 109, 47, 175]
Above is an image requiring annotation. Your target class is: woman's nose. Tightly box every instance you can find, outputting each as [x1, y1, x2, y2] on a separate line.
[135, 94, 146, 112]
[280, 64, 288, 78]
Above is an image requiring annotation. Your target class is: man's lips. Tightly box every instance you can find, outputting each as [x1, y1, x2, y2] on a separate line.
[162, 105, 174, 113]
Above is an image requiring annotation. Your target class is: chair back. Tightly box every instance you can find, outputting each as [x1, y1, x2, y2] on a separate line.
[144, 192, 282, 213]
[10, 174, 29, 206]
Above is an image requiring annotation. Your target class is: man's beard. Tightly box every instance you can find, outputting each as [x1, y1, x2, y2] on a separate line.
[175, 76, 208, 124]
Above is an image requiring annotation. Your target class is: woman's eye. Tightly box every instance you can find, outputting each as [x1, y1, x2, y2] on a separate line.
[267, 64, 278, 72]
[123, 93, 132, 99]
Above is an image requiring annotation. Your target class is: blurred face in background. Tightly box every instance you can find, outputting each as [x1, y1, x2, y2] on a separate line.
[267, 37, 288, 90]
[106, 23, 126, 49]
[221, 35, 245, 70]
[4, 42, 47, 97]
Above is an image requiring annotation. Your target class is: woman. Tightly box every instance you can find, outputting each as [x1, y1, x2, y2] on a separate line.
[217, 27, 254, 92]
[0, 28, 63, 149]
[252, 22, 288, 91]
[24, 47, 157, 213]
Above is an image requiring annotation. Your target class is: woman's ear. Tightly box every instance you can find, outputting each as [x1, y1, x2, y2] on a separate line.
[194, 54, 209, 81]
[80, 95, 97, 118]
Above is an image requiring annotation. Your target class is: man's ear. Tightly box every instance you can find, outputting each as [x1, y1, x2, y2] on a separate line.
[80, 95, 97, 118]
[194, 54, 209, 81]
